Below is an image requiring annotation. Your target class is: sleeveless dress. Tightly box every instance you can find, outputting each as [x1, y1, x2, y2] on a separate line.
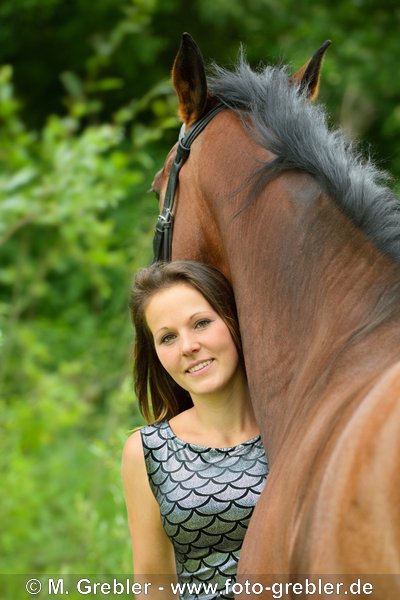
[140, 421, 268, 599]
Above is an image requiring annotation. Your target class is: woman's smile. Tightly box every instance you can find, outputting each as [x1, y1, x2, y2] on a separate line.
[145, 283, 244, 402]
[186, 358, 214, 375]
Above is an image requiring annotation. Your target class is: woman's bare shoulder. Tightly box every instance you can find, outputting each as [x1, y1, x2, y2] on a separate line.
[121, 429, 148, 484]
[123, 429, 144, 459]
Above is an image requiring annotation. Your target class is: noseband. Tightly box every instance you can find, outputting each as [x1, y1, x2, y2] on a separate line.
[152, 103, 226, 263]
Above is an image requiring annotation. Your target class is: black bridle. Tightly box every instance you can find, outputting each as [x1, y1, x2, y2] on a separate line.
[152, 103, 226, 263]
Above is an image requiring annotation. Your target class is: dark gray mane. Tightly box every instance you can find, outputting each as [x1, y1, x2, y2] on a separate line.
[208, 57, 400, 262]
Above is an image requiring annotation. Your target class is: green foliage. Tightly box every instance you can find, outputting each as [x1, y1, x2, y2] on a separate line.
[0, 46, 174, 575]
[1, 0, 400, 580]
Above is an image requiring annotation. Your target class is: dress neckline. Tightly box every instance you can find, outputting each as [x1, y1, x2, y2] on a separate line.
[165, 420, 261, 452]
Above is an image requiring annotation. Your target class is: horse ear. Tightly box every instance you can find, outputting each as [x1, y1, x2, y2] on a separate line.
[172, 33, 208, 126]
[290, 40, 331, 100]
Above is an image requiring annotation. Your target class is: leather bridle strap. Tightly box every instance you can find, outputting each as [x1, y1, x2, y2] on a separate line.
[152, 103, 226, 263]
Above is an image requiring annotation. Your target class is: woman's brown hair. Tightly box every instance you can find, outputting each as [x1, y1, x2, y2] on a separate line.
[130, 261, 243, 423]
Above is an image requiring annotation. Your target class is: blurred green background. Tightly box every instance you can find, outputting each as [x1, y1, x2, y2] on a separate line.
[1, 0, 400, 579]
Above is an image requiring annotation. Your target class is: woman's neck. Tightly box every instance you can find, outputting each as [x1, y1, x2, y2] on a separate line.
[170, 372, 259, 447]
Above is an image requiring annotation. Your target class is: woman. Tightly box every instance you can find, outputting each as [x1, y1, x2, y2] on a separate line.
[122, 261, 268, 599]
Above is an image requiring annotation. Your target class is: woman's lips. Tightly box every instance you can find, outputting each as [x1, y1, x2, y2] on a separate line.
[186, 359, 214, 375]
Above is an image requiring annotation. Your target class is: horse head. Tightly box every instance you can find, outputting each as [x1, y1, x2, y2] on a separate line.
[151, 33, 330, 277]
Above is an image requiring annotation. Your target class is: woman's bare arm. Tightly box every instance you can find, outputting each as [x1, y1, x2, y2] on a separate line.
[122, 430, 178, 598]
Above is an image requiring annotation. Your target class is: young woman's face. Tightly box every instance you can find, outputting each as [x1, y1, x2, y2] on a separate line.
[145, 283, 243, 403]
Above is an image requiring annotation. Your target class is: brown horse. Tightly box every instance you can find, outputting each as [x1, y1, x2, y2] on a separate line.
[151, 34, 400, 597]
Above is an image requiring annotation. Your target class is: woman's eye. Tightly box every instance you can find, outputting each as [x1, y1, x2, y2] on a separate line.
[160, 333, 175, 345]
[195, 319, 211, 329]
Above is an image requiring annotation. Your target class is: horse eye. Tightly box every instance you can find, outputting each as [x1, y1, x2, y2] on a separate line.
[149, 187, 160, 201]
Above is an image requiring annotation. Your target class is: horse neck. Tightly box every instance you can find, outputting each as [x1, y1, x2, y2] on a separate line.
[173, 114, 400, 459]
[216, 173, 400, 460]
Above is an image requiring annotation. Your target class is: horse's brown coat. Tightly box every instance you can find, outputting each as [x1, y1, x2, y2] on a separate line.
[152, 35, 400, 598]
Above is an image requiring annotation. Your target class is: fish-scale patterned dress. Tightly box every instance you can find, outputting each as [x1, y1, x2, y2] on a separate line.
[140, 421, 268, 599]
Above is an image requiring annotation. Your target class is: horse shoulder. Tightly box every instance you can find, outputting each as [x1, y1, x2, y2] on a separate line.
[308, 360, 400, 580]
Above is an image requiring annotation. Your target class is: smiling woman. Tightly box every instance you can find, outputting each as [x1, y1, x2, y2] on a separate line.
[122, 260, 268, 599]
[145, 283, 242, 405]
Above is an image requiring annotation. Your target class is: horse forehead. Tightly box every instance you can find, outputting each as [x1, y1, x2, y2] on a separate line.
[200, 109, 252, 151]
[162, 110, 247, 184]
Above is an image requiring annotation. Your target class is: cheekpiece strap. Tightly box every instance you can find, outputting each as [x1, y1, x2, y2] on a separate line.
[152, 103, 226, 263]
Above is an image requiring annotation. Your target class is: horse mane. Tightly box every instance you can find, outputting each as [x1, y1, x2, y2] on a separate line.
[208, 55, 400, 262]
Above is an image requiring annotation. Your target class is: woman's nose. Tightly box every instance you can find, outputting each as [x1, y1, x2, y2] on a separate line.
[181, 334, 200, 355]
